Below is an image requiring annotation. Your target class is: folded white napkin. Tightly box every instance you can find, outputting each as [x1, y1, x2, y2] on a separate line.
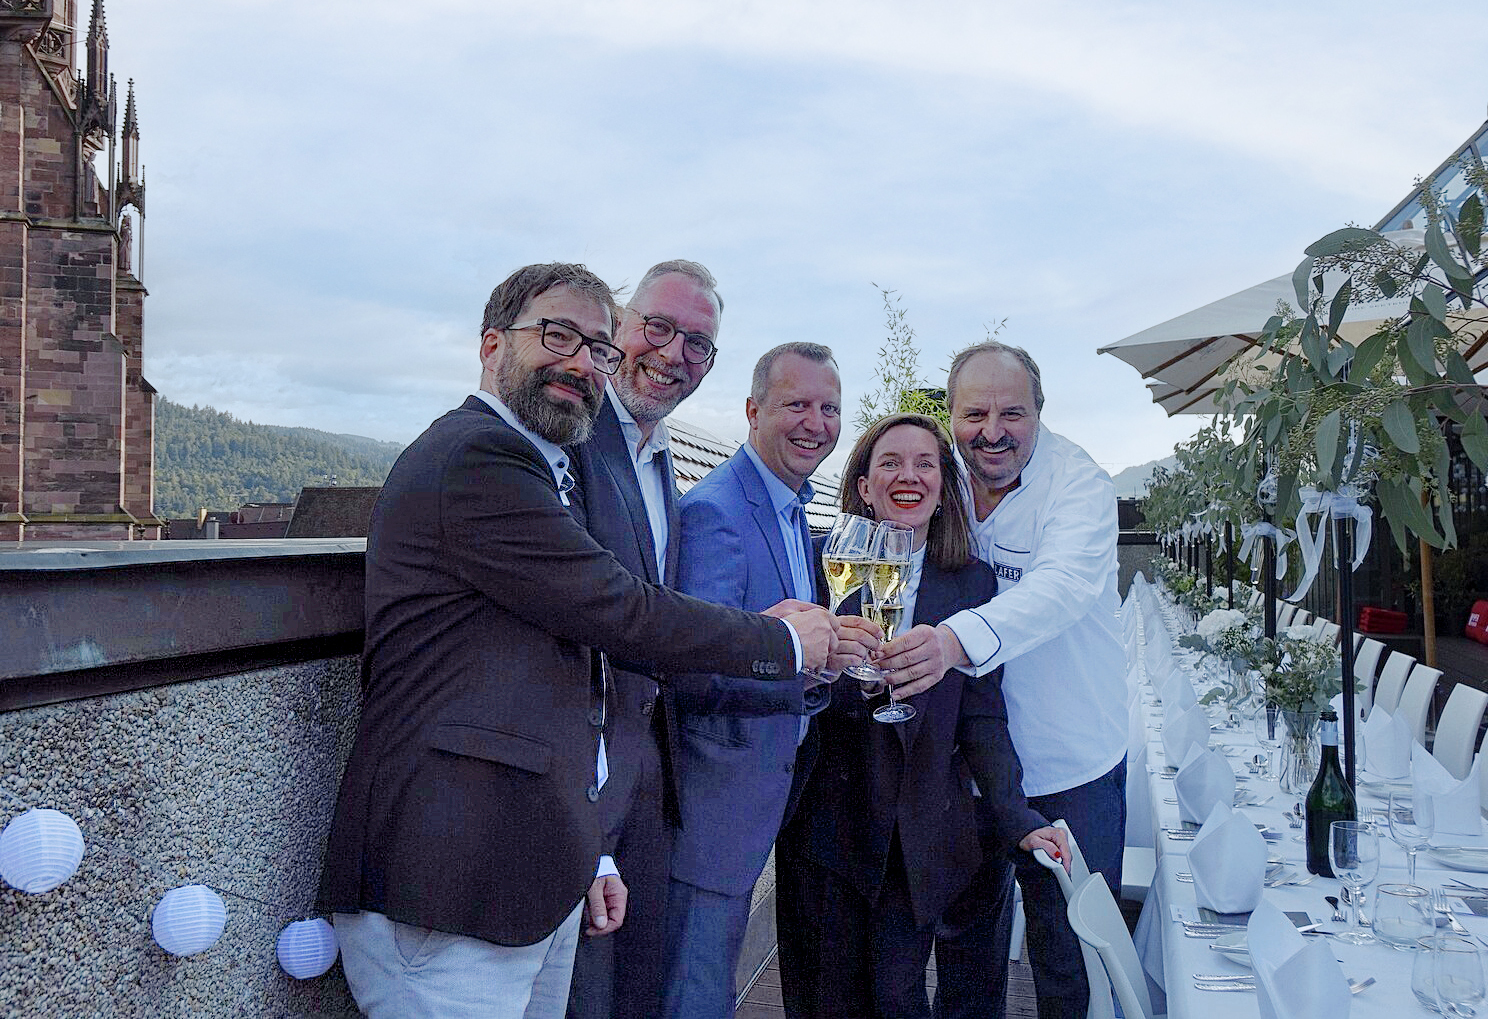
[1161, 671, 1197, 711]
[1162, 703, 1210, 763]
[1189, 802, 1267, 914]
[1363, 707, 1411, 779]
[1413, 743, 1484, 835]
[1247, 900, 1350, 1018]
[1175, 745, 1237, 823]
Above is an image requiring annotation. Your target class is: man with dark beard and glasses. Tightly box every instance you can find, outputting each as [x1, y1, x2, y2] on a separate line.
[871, 341, 1126, 1019]
[318, 263, 837, 1019]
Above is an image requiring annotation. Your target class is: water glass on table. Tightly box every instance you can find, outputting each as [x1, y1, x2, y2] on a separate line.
[1374, 883, 1432, 950]
[1330, 820, 1379, 945]
[1386, 789, 1436, 884]
[1436, 934, 1487, 1014]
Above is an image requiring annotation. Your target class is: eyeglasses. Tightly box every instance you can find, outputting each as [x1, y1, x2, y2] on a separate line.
[637, 315, 716, 364]
[506, 319, 623, 376]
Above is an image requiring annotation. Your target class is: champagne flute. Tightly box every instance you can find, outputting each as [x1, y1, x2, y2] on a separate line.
[1387, 789, 1436, 885]
[843, 522, 914, 720]
[821, 514, 874, 612]
[1330, 820, 1379, 945]
[869, 596, 915, 723]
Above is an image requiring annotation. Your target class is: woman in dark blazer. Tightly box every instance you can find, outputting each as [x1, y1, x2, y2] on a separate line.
[776, 412, 1067, 1019]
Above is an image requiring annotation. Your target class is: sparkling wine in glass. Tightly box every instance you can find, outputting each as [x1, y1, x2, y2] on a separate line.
[842, 521, 915, 722]
[821, 514, 874, 612]
[1387, 790, 1436, 885]
[1329, 820, 1378, 945]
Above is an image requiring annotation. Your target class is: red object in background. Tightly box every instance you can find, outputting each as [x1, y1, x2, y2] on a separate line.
[1357, 606, 1409, 634]
[1467, 601, 1488, 646]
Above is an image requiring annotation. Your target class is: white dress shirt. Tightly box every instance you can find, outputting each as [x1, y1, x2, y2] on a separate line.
[608, 387, 671, 579]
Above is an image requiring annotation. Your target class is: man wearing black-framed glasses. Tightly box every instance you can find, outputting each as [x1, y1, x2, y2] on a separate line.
[320, 262, 838, 1019]
[565, 259, 725, 1019]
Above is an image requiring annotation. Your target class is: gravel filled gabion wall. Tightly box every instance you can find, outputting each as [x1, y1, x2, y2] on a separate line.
[0, 657, 363, 1017]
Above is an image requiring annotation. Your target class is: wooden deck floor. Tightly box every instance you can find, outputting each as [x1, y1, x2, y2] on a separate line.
[735, 941, 1040, 1019]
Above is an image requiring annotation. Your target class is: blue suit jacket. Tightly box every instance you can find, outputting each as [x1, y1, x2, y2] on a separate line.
[672, 446, 825, 896]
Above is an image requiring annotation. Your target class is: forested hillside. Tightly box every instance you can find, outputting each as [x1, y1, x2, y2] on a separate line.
[154, 399, 404, 516]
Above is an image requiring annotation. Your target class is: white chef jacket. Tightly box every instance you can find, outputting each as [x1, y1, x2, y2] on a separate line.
[942, 423, 1128, 798]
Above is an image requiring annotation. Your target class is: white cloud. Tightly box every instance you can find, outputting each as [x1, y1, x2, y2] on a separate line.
[94, 0, 1488, 478]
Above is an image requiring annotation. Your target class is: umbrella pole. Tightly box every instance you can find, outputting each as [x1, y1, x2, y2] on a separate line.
[1263, 514, 1277, 640]
[1337, 514, 1358, 788]
[1421, 538, 1438, 668]
[1226, 521, 1235, 608]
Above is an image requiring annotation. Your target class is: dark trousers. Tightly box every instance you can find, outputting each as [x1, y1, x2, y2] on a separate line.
[566, 720, 673, 1019]
[934, 760, 1127, 1019]
[931, 857, 1016, 1019]
[778, 833, 936, 1019]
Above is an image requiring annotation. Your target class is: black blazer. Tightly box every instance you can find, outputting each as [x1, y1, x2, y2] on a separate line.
[565, 397, 685, 831]
[317, 397, 798, 946]
[781, 552, 1046, 928]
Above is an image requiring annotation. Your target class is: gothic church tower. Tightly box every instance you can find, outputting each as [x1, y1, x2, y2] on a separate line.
[0, 0, 157, 540]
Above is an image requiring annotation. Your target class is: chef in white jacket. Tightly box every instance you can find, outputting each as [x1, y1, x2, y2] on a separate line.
[874, 340, 1126, 1019]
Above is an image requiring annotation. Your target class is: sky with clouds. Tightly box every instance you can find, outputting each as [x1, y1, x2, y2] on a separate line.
[98, 0, 1488, 479]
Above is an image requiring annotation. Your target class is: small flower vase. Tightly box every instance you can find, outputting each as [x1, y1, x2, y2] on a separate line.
[1279, 709, 1321, 795]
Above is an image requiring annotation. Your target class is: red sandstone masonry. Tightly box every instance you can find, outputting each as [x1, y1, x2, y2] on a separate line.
[0, 3, 152, 538]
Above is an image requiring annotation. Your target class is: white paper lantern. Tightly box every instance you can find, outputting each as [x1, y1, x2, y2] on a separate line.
[0, 808, 84, 893]
[276, 917, 339, 979]
[151, 884, 227, 956]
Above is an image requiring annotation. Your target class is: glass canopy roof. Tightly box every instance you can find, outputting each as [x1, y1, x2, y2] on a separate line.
[1375, 119, 1488, 233]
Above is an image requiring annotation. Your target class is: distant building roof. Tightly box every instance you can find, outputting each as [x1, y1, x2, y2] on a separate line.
[286, 487, 382, 538]
[668, 418, 842, 531]
[234, 503, 295, 524]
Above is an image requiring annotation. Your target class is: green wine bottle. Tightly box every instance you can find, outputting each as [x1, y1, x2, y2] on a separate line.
[1305, 709, 1357, 877]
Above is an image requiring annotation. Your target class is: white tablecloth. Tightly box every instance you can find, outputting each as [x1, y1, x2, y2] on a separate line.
[1127, 592, 1488, 1017]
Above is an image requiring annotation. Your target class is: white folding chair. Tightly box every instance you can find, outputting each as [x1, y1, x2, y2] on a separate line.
[1276, 604, 1299, 628]
[1396, 665, 1443, 747]
[1030, 821, 1115, 1019]
[1067, 873, 1166, 1019]
[1433, 684, 1488, 780]
[1352, 638, 1386, 717]
[1290, 609, 1313, 631]
[1372, 651, 1417, 716]
[1316, 620, 1340, 646]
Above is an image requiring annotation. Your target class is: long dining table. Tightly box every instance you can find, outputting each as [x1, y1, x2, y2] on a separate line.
[1126, 583, 1488, 1017]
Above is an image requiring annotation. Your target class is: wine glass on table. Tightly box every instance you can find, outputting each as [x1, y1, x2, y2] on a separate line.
[1251, 701, 1281, 781]
[821, 514, 874, 612]
[843, 521, 915, 723]
[1386, 789, 1435, 885]
[1330, 820, 1379, 945]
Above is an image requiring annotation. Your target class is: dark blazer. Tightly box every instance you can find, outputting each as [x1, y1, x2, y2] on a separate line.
[565, 397, 683, 830]
[317, 397, 798, 947]
[671, 446, 826, 897]
[781, 553, 1047, 928]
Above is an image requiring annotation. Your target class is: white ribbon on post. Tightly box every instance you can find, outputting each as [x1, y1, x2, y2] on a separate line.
[1283, 487, 1373, 603]
[1239, 522, 1293, 581]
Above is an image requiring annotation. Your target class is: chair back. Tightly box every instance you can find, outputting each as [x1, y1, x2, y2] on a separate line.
[1276, 604, 1299, 628]
[1372, 651, 1416, 715]
[1433, 684, 1488, 780]
[1067, 873, 1160, 1019]
[1031, 822, 1113, 1019]
[1317, 620, 1340, 645]
[1396, 665, 1442, 746]
[1353, 638, 1386, 715]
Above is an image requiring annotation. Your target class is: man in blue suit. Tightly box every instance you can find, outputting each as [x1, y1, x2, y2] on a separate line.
[663, 341, 868, 1019]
